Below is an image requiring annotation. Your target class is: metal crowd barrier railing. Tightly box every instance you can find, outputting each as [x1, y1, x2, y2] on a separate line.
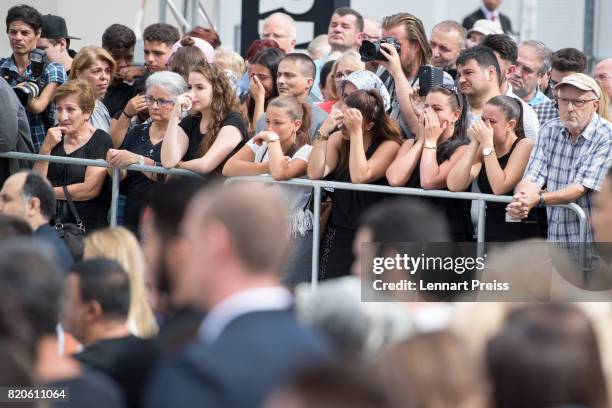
[0, 151, 589, 288]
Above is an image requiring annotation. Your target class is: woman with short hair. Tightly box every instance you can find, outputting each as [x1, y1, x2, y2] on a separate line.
[34, 80, 112, 233]
[106, 71, 187, 235]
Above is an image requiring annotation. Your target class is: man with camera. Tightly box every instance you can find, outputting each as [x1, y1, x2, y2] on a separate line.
[1, 5, 68, 153]
[371, 12, 452, 139]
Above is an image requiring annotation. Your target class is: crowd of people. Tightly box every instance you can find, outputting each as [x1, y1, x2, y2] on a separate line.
[0, 0, 612, 407]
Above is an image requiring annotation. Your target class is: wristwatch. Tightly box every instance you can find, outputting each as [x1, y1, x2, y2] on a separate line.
[537, 193, 546, 208]
[482, 147, 494, 157]
[316, 130, 330, 141]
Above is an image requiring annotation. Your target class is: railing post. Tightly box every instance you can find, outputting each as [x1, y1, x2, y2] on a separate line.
[311, 184, 321, 291]
[477, 199, 486, 258]
[110, 167, 120, 227]
[569, 202, 589, 279]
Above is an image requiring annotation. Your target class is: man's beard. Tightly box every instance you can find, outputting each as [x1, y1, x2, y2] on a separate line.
[402, 59, 414, 79]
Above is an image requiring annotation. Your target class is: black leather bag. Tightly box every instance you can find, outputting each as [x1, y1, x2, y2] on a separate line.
[54, 185, 85, 261]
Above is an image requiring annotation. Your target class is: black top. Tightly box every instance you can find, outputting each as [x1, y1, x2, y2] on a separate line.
[48, 369, 126, 408]
[120, 123, 162, 234]
[329, 140, 390, 231]
[47, 129, 112, 233]
[102, 81, 138, 118]
[406, 152, 474, 242]
[477, 139, 539, 242]
[179, 111, 248, 174]
[74, 335, 151, 407]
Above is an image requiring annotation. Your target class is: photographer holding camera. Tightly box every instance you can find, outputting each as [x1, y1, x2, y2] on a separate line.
[370, 13, 449, 139]
[1, 5, 67, 153]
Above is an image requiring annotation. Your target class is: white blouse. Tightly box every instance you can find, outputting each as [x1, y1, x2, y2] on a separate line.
[247, 139, 313, 238]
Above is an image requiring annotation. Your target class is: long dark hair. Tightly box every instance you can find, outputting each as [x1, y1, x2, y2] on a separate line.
[246, 48, 285, 125]
[266, 96, 312, 157]
[337, 89, 403, 173]
[486, 95, 526, 139]
[188, 63, 241, 157]
[428, 85, 469, 162]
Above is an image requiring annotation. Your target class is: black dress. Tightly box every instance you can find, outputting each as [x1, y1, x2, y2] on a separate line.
[477, 139, 540, 242]
[321, 140, 390, 279]
[119, 123, 162, 235]
[47, 129, 112, 233]
[179, 111, 249, 174]
[405, 149, 474, 242]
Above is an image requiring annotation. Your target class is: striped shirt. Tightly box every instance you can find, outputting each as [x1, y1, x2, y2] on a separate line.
[524, 114, 612, 242]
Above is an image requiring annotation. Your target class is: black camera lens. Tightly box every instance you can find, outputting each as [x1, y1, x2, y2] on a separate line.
[359, 40, 379, 62]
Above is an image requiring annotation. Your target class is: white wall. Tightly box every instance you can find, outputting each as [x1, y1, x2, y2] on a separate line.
[0, 0, 609, 66]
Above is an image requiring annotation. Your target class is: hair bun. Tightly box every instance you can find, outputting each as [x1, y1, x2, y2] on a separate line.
[180, 36, 196, 47]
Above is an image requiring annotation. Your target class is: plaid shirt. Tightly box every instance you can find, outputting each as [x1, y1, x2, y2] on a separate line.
[524, 114, 612, 242]
[0, 57, 67, 152]
[534, 98, 559, 128]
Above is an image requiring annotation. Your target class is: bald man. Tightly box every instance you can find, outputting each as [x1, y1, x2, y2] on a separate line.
[146, 183, 330, 408]
[595, 58, 612, 99]
[261, 12, 296, 54]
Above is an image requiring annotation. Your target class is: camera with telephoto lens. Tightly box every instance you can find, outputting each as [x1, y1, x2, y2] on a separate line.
[359, 37, 401, 62]
[9, 48, 47, 106]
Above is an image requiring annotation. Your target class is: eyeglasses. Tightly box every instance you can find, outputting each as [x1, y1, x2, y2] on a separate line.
[556, 97, 597, 108]
[334, 70, 354, 81]
[144, 96, 175, 107]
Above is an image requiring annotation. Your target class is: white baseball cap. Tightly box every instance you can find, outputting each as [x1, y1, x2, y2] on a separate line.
[467, 19, 504, 37]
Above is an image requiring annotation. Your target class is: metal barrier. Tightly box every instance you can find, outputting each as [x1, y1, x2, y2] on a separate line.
[0, 151, 589, 288]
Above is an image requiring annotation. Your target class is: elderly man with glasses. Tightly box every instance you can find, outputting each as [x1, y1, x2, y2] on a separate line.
[507, 73, 612, 243]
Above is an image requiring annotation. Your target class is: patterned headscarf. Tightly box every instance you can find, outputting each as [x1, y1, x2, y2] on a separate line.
[341, 70, 391, 111]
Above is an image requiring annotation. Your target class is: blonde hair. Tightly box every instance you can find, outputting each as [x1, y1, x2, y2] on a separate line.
[214, 48, 246, 77]
[69, 45, 116, 81]
[84, 227, 158, 338]
[330, 51, 365, 99]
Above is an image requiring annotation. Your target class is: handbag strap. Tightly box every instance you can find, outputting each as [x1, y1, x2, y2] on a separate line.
[62, 185, 86, 233]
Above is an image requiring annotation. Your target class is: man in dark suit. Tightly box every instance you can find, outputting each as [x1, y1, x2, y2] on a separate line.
[462, 0, 513, 34]
[0, 171, 72, 270]
[145, 183, 331, 408]
[0, 77, 34, 187]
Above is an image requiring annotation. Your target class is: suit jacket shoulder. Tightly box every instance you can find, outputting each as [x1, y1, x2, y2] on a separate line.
[146, 310, 331, 408]
[462, 9, 485, 30]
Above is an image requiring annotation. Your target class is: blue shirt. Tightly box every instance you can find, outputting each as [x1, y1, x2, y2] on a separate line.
[0, 56, 67, 152]
[527, 89, 550, 107]
[524, 114, 612, 242]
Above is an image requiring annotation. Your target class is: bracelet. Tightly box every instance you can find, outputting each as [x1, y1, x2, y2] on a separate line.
[316, 130, 330, 141]
[265, 133, 280, 143]
[122, 110, 134, 119]
[423, 143, 437, 150]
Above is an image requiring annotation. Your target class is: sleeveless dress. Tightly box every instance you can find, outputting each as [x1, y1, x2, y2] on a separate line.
[405, 158, 474, 242]
[477, 139, 540, 242]
[320, 140, 390, 279]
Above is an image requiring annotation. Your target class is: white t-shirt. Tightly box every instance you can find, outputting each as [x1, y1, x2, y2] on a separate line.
[506, 84, 540, 142]
[247, 139, 313, 237]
